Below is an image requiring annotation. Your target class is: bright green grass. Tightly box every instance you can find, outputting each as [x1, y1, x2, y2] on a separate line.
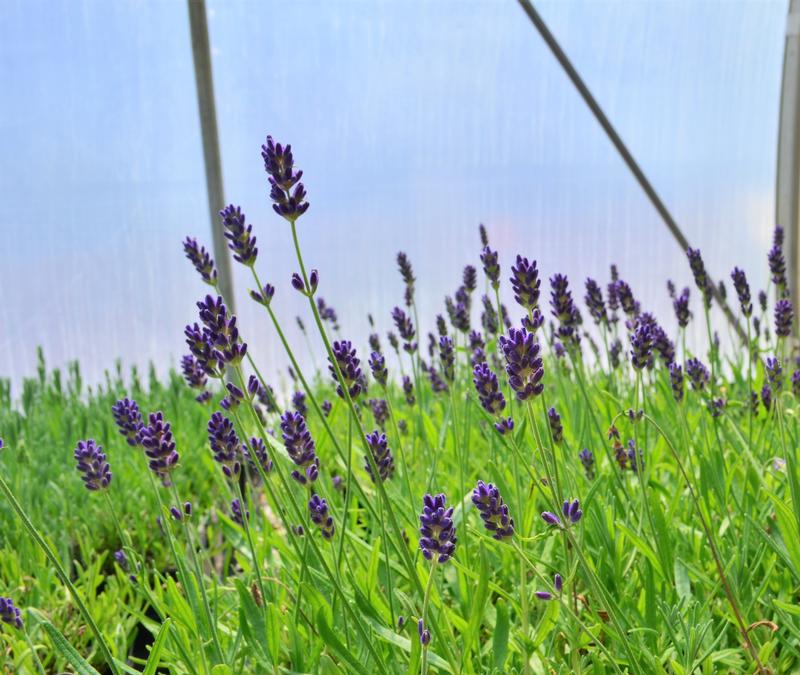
[1, 310, 798, 675]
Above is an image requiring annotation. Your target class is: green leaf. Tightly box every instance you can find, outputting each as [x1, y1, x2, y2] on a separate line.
[143, 618, 171, 675]
[463, 542, 489, 660]
[235, 578, 272, 666]
[39, 620, 101, 675]
[315, 607, 371, 675]
[493, 598, 509, 671]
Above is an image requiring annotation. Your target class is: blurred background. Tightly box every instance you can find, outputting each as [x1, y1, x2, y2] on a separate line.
[0, 0, 787, 393]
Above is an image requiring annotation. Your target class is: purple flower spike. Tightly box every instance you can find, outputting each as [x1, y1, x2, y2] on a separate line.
[547, 407, 563, 444]
[139, 412, 180, 487]
[280, 411, 319, 485]
[207, 412, 242, 480]
[317, 297, 339, 330]
[730, 268, 752, 317]
[554, 573, 563, 592]
[328, 340, 363, 400]
[673, 287, 691, 328]
[231, 498, 249, 525]
[535, 591, 553, 601]
[0, 597, 23, 629]
[769, 245, 787, 292]
[244, 437, 273, 479]
[74, 439, 112, 491]
[562, 498, 583, 524]
[480, 246, 500, 290]
[479, 223, 489, 247]
[309, 494, 335, 540]
[369, 398, 389, 429]
[792, 370, 800, 398]
[402, 375, 415, 406]
[541, 511, 562, 527]
[473, 362, 506, 415]
[419, 493, 457, 563]
[510, 256, 541, 312]
[418, 619, 431, 646]
[183, 237, 218, 285]
[630, 320, 653, 370]
[765, 357, 783, 391]
[292, 390, 307, 417]
[219, 204, 258, 266]
[261, 135, 309, 221]
[439, 336, 455, 383]
[669, 362, 685, 402]
[397, 252, 416, 302]
[494, 417, 514, 435]
[499, 327, 544, 401]
[170, 505, 183, 521]
[392, 307, 417, 353]
[687, 248, 713, 307]
[775, 299, 794, 337]
[369, 351, 388, 386]
[686, 358, 710, 391]
[250, 283, 275, 307]
[762, 384, 773, 412]
[114, 549, 129, 571]
[579, 448, 595, 480]
[364, 431, 395, 483]
[194, 294, 247, 367]
[112, 398, 143, 446]
[472, 480, 514, 541]
[181, 354, 208, 391]
[584, 278, 608, 326]
[463, 265, 477, 293]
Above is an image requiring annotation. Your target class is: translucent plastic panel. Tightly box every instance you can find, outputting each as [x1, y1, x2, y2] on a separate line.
[0, 0, 788, 392]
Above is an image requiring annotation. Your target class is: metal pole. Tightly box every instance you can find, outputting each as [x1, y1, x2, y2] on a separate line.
[187, 0, 235, 310]
[515, 0, 747, 342]
[777, 0, 800, 319]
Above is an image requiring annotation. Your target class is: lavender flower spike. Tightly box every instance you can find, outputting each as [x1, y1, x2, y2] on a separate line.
[231, 498, 249, 525]
[498, 327, 544, 401]
[369, 351, 388, 386]
[686, 358, 710, 391]
[309, 494, 335, 540]
[183, 236, 218, 285]
[439, 336, 455, 383]
[181, 354, 208, 391]
[419, 493, 457, 563]
[473, 362, 506, 415]
[687, 247, 713, 307]
[261, 135, 309, 220]
[207, 412, 242, 480]
[547, 407, 564, 444]
[480, 246, 500, 290]
[138, 412, 180, 487]
[74, 439, 112, 491]
[328, 340, 363, 400]
[364, 431, 395, 483]
[510, 255, 541, 312]
[280, 411, 319, 485]
[584, 278, 608, 325]
[562, 498, 583, 523]
[0, 597, 22, 629]
[630, 321, 653, 370]
[472, 480, 514, 541]
[392, 307, 417, 353]
[219, 204, 258, 266]
[775, 298, 794, 337]
[112, 397, 143, 446]
[730, 267, 752, 317]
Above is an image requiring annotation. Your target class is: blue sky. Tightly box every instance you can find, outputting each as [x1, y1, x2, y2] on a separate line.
[0, 0, 788, 393]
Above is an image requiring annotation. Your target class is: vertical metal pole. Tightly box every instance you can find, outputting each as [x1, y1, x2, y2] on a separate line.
[187, 0, 235, 310]
[777, 0, 800, 318]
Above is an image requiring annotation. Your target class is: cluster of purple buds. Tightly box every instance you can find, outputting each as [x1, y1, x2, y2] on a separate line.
[615, 280, 637, 317]
[499, 327, 544, 401]
[578, 448, 595, 480]
[231, 498, 249, 525]
[765, 357, 783, 391]
[480, 246, 500, 290]
[256, 382, 278, 413]
[549, 274, 581, 343]
[170, 502, 192, 522]
[186, 295, 246, 376]
[510, 255, 540, 312]
[439, 336, 455, 383]
[584, 278, 608, 326]
[481, 295, 499, 335]
[609, 339, 622, 369]
[463, 265, 477, 293]
[368, 331, 381, 354]
[219, 204, 258, 266]
[472, 480, 514, 541]
[708, 397, 726, 418]
[419, 493, 457, 563]
[403, 375, 415, 406]
[364, 431, 395, 483]
[669, 362, 685, 402]
[280, 411, 319, 485]
[0, 597, 22, 629]
[309, 494, 335, 540]
[220, 382, 246, 411]
[328, 340, 362, 399]
[316, 297, 339, 330]
[547, 407, 563, 444]
[250, 282, 275, 307]
[686, 248, 713, 307]
[775, 299, 794, 338]
[244, 437, 273, 478]
[607, 266, 620, 314]
[535, 574, 564, 601]
[261, 135, 309, 220]
[113, 549, 129, 572]
[369, 351, 388, 386]
[391, 307, 417, 353]
[651, 323, 675, 365]
[369, 398, 389, 429]
[397, 252, 416, 303]
[730, 268, 752, 317]
[686, 358, 710, 391]
[321, 399, 332, 417]
[672, 287, 691, 327]
[183, 237, 218, 285]
[768, 244, 788, 293]
[469, 330, 486, 367]
[181, 354, 208, 398]
[207, 412, 242, 480]
[629, 320, 653, 370]
[292, 390, 307, 417]
[473, 362, 506, 416]
[627, 440, 644, 474]
[447, 287, 471, 333]
[112, 397, 143, 446]
[74, 439, 112, 491]
[427, 365, 449, 394]
[761, 384, 773, 412]
[541, 499, 583, 527]
[418, 619, 431, 646]
[139, 412, 180, 486]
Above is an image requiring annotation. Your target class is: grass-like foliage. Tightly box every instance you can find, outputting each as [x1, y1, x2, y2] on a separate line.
[1, 136, 798, 674]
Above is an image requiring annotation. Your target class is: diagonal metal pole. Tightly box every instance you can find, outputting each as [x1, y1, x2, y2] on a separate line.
[187, 0, 235, 312]
[515, 0, 746, 342]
